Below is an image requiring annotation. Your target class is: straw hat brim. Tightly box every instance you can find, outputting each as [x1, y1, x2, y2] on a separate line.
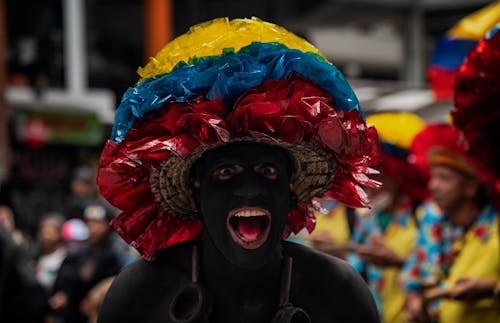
[150, 138, 336, 218]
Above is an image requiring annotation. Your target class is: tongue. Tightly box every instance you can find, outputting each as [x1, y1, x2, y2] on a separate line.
[237, 219, 261, 240]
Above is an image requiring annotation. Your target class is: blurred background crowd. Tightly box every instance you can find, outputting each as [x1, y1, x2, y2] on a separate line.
[0, 0, 499, 322]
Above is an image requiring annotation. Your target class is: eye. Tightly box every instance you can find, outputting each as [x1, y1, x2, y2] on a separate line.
[256, 164, 278, 180]
[212, 165, 243, 181]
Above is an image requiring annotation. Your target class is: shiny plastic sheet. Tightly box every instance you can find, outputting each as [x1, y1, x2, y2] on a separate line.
[366, 112, 428, 202]
[111, 42, 361, 143]
[98, 73, 379, 259]
[229, 74, 380, 208]
[448, 2, 500, 40]
[97, 17, 381, 259]
[452, 25, 500, 210]
[453, 27, 500, 132]
[138, 17, 324, 80]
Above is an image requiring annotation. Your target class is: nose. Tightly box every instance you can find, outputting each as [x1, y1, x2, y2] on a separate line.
[232, 171, 266, 200]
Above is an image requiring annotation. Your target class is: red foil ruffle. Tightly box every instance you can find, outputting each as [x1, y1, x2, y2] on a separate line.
[452, 30, 500, 209]
[98, 74, 380, 259]
[380, 152, 429, 203]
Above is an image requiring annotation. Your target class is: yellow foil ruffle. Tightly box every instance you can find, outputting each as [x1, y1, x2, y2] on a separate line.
[448, 2, 500, 40]
[367, 112, 425, 149]
[138, 17, 324, 81]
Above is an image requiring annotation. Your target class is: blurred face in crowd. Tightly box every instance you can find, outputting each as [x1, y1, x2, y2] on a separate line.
[0, 206, 15, 230]
[428, 165, 479, 225]
[71, 178, 96, 199]
[366, 172, 398, 212]
[39, 217, 63, 251]
[86, 219, 110, 246]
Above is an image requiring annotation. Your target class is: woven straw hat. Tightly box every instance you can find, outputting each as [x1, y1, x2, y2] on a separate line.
[150, 138, 336, 218]
[97, 17, 380, 259]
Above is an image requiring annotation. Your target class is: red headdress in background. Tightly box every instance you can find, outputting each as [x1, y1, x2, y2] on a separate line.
[367, 112, 428, 203]
[452, 24, 500, 209]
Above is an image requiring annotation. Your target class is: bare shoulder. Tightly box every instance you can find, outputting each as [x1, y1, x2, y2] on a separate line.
[284, 241, 360, 279]
[283, 241, 380, 323]
[98, 242, 194, 323]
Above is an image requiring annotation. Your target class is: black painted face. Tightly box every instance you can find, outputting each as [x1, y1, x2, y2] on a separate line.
[193, 142, 293, 269]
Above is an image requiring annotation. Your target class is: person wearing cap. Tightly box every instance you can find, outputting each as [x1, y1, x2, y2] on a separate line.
[61, 218, 90, 248]
[346, 112, 428, 323]
[50, 204, 122, 323]
[64, 166, 100, 220]
[96, 18, 381, 323]
[400, 122, 500, 323]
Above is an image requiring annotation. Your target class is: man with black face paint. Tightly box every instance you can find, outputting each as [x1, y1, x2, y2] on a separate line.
[97, 18, 381, 323]
[191, 143, 295, 322]
[193, 143, 292, 270]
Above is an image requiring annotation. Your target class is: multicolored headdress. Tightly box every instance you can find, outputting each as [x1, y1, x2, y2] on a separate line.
[427, 2, 500, 100]
[409, 122, 474, 178]
[366, 112, 428, 202]
[97, 17, 380, 259]
[452, 23, 500, 209]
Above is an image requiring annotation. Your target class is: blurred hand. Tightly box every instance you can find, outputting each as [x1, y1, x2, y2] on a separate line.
[80, 259, 96, 282]
[449, 277, 497, 302]
[310, 231, 332, 246]
[49, 291, 68, 311]
[0, 206, 15, 231]
[310, 236, 351, 259]
[404, 292, 430, 323]
[355, 240, 406, 267]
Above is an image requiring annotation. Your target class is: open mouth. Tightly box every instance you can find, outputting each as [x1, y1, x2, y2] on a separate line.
[227, 207, 271, 249]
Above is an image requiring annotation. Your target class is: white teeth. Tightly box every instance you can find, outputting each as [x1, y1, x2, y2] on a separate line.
[233, 209, 266, 217]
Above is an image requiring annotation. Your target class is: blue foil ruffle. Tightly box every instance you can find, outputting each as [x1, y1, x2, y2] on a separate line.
[112, 42, 362, 142]
[430, 36, 477, 70]
[380, 141, 408, 160]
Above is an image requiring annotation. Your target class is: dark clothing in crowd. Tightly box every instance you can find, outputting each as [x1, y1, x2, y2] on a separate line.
[52, 236, 122, 323]
[0, 226, 47, 323]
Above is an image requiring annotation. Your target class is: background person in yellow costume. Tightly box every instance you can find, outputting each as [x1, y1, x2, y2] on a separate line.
[347, 112, 428, 323]
[310, 199, 354, 259]
[402, 22, 500, 323]
[400, 122, 500, 323]
[450, 20, 500, 320]
[288, 197, 355, 259]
